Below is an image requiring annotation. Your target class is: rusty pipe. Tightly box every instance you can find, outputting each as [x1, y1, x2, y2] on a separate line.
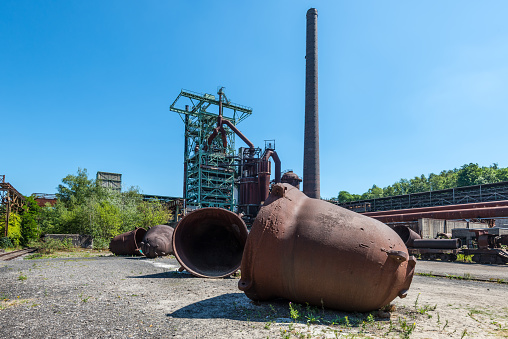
[222, 119, 254, 149]
[373, 206, 508, 223]
[172, 207, 248, 278]
[411, 238, 461, 249]
[392, 225, 421, 247]
[364, 200, 508, 217]
[219, 125, 228, 148]
[109, 228, 147, 256]
[262, 150, 281, 184]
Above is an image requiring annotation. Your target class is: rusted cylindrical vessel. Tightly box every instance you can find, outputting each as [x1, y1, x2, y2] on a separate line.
[412, 239, 461, 249]
[239, 184, 416, 312]
[281, 171, 302, 189]
[109, 228, 147, 256]
[393, 225, 421, 247]
[140, 225, 174, 258]
[173, 207, 248, 278]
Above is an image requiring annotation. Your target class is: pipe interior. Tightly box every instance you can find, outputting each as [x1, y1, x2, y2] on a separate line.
[393, 225, 410, 243]
[176, 211, 246, 277]
[134, 228, 147, 248]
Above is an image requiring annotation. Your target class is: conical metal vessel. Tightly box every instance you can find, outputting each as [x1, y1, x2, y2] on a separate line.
[239, 183, 416, 312]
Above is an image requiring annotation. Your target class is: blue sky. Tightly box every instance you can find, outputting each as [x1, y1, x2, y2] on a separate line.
[2, 1, 508, 199]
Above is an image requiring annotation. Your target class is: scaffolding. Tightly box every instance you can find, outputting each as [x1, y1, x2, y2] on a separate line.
[170, 89, 252, 211]
[0, 176, 26, 237]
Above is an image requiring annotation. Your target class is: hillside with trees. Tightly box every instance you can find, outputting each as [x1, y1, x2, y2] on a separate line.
[337, 163, 508, 203]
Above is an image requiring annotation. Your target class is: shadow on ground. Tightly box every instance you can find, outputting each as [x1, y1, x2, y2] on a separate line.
[168, 293, 250, 320]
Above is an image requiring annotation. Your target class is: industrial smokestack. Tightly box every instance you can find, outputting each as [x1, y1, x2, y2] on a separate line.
[303, 8, 320, 199]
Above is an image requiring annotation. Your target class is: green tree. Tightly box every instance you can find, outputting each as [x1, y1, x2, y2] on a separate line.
[0, 212, 22, 246]
[57, 168, 99, 208]
[20, 196, 41, 246]
[39, 168, 173, 242]
[361, 185, 384, 200]
[457, 163, 485, 187]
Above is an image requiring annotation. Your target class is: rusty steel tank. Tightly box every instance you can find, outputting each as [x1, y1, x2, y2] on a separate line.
[281, 170, 302, 189]
[140, 225, 174, 258]
[109, 228, 147, 256]
[238, 183, 416, 312]
[172, 207, 248, 278]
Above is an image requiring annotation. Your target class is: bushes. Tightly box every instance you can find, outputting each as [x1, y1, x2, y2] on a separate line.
[92, 237, 110, 250]
[0, 237, 13, 249]
[0, 213, 22, 247]
[21, 196, 41, 246]
[28, 238, 74, 254]
[36, 169, 173, 242]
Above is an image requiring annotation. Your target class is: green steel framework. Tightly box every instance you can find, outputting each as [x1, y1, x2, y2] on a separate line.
[170, 89, 252, 210]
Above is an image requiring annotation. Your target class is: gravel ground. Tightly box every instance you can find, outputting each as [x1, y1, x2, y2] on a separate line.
[0, 255, 507, 338]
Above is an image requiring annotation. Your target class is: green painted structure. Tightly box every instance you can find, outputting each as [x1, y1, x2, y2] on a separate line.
[170, 88, 252, 211]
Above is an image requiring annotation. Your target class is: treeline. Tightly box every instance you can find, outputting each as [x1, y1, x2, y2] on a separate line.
[337, 163, 508, 203]
[1, 169, 171, 249]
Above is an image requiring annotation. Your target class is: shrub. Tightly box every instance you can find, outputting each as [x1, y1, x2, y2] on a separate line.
[92, 237, 110, 250]
[0, 237, 13, 249]
[0, 213, 22, 246]
[28, 238, 74, 254]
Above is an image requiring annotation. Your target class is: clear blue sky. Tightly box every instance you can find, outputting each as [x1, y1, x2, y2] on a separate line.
[2, 1, 508, 199]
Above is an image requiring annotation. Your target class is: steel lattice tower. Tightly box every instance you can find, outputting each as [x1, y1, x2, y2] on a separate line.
[170, 89, 252, 211]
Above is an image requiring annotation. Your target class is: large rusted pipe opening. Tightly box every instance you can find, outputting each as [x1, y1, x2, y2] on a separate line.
[109, 228, 147, 256]
[172, 207, 248, 278]
[393, 225, 421, 247]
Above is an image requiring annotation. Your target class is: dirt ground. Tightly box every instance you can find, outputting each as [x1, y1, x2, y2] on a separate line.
[0, 255, 507, 338]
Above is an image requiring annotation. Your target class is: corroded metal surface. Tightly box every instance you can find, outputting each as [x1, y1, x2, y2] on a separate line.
[172, 207, 248, 278]
[239, 183, 416, 312]
[373, 206, 508, 223]
[109, 228, 147, 256]
[393, 225, 421, 247]
[412, 239, 461, 249]
[140, 225, 174, 258]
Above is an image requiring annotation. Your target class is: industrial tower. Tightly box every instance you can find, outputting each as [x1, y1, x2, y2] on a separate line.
[170, 88, 252, 211]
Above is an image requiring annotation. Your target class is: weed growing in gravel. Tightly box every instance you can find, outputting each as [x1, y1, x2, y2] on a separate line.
[18, 274, 27, 281]
[398, 317, 416, 339]
[79, 294, 92, 302]
[456, 254, 473, 263]
[417, 304, 437, 318]
[289, 302, 300, 322]
[304, 303, 321, 324]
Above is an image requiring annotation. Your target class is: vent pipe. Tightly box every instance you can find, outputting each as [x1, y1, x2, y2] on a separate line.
[303, 8, 320, 198]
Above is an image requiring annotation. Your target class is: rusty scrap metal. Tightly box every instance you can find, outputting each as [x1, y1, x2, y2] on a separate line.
[239, 183, 416, 312]
[109, 228, 147, 256]
[372, 206, 508, 223]
[140, 225, 174, 258]
[393, 225, 421, 247]
[364, 200, 508, 217]
[172, 207, 248, 278]
[412, 239, 461, 249]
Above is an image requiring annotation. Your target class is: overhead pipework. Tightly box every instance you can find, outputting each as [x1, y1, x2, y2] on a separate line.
[303, 8, 320, 199]
[236, 140, 282, 225]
